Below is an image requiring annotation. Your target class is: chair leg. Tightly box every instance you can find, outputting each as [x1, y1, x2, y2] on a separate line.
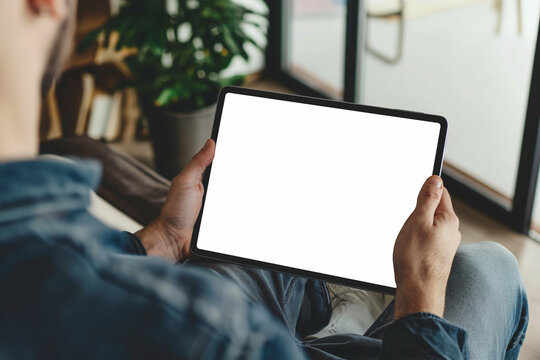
[366, 0, 405, 65]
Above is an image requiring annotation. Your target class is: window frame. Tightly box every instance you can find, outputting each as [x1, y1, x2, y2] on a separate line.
[264, 0, 540, 235]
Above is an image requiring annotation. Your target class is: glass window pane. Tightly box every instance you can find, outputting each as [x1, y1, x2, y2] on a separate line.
[283, 0, 347, 98]
[363, 0, 540, 203]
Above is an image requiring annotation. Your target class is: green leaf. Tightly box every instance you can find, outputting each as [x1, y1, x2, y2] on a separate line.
[219, 74, 245, 87]
[221, 26, 241, 55]
[154, 87, 178, 107]
[75, 0, 268, 110]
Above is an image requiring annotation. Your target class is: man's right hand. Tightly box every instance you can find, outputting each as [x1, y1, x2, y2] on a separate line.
[393, 175, 461, 320]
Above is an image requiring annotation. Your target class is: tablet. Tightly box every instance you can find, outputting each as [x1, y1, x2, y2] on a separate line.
[191, 87, 447, 294]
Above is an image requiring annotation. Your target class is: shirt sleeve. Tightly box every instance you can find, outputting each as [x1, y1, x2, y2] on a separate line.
[380, 312, 470, 360]
[114, 231, 147, 256]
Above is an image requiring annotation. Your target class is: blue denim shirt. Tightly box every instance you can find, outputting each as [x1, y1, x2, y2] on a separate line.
[0, 158, 469, 359]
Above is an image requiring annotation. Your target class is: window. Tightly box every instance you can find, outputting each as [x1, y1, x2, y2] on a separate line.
[266, 0, 540, 235]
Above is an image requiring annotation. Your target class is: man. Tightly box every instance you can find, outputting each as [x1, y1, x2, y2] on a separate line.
[0, 0, 528, 359]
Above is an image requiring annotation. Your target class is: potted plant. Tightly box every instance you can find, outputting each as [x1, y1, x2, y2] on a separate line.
[80, 0, 265, 178]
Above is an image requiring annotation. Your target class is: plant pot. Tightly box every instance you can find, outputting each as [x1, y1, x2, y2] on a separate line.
[147, 104, 216, 179]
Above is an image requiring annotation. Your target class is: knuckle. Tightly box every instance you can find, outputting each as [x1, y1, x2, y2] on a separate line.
[191, 156, 206, 172]
[171, 175, 186, 188]
[420, 190, 440, 202]
[172, 171, 191, 186]
[439, 212, 459, 227]
[446, 212, 460, 227]
[171, 173, 182, 184]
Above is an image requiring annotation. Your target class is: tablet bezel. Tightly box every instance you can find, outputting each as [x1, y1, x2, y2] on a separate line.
[190, 86, 447, 294]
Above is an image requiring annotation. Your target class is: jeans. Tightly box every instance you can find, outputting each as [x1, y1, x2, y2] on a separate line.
[187, 241, 528, 360]
[447, 242, 529, 359]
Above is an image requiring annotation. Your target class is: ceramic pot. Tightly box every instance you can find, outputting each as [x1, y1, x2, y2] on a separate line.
[147, 104, 215, 179]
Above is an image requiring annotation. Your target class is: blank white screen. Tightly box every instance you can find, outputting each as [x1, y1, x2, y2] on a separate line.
[197, 93, 442, 288]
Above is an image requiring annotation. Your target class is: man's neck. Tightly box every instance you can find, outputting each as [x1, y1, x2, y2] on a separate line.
[0, 86, 40, 161]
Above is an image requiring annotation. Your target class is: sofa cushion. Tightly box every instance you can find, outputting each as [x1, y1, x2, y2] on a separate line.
[40, 136, 170, 226]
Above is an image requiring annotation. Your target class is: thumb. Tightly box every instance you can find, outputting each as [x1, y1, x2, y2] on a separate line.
[414, 175, 444, 220]
[179, 139, 215, 183]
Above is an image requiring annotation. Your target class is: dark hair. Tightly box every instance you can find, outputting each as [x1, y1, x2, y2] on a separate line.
[41, 0, 77, 97]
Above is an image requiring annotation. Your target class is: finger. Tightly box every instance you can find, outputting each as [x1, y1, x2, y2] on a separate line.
[434, 188, 459, 227]
[414, 175, 444, 220]
[436, 188, 454, 214]
[179, 139, 216, 183]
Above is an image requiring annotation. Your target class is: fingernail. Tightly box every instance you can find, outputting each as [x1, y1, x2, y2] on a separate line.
[203, 139, 211, 149]
[428, 176, 443, 189]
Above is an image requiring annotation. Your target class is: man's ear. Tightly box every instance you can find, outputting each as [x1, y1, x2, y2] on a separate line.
[27, 0, 67, 19]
